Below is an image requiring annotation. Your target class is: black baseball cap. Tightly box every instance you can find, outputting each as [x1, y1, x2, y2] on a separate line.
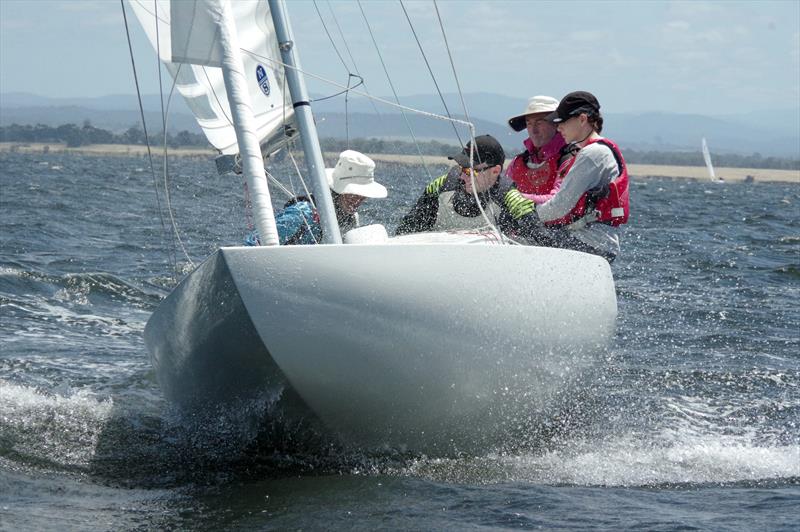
[546, 91, 601, 123]
[448, 135, 506, 168]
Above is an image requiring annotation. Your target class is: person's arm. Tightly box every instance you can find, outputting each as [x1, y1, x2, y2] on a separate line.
[395, 174, 447, 235]
[275, 201, 317, 244]
[520, 178, 562, 205]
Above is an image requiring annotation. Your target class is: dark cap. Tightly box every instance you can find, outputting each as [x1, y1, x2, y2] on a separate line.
[448, 134, 506, 168]
[546, 91, 601, 124]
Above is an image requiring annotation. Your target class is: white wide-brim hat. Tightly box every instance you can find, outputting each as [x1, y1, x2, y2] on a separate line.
[507, 95, 560, 132]
[326, 150, 387, 198]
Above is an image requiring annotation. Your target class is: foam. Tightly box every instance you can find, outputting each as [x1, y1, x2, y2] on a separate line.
[399, 433, 800, 487]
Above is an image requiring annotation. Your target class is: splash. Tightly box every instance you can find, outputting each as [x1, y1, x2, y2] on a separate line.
[0, 381, 113, 471]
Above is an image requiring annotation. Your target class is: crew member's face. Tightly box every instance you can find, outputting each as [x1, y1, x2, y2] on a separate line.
[525, 112, 557, 147]
[460, 164, 499, 194]
[337, 193, 365, 215]
[556, 114, 587, 144]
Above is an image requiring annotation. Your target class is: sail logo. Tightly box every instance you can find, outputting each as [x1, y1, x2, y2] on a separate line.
[256, 65, 270, 96]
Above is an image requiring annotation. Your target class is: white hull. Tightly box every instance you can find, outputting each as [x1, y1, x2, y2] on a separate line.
[145, 238, 617, 454]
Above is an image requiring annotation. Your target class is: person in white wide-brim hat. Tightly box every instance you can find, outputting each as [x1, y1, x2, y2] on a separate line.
[504, 95, 568, 198]
[245, 150, 387, 246]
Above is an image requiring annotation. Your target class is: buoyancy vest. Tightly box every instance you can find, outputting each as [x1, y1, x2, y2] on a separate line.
[505, 136, 566, 195]
[433, 190, 502, 231]
[544, 138, 629, 228]
[506, 153, 560, 195]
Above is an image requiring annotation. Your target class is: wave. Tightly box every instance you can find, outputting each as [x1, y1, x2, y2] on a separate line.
[394, 433, 800, 487]
[0, 381, 114, 472]
[0, 266, 163, 308]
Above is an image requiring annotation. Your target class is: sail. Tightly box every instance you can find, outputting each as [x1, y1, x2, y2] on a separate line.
[701, 137, 716, 180]
[128, 0, 292, 154]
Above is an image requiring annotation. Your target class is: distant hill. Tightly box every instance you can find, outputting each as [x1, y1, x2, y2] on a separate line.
[1, 92, 798, 158]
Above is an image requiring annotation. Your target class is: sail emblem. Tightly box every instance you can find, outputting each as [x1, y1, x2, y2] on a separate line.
[256, 64, 271, 96]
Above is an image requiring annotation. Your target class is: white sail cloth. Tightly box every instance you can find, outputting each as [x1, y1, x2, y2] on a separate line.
[128, 0, 292, 155]
[702, 137, 716, 180]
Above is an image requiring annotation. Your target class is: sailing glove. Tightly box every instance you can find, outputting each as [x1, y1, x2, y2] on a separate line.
[504, 189, 535, 220]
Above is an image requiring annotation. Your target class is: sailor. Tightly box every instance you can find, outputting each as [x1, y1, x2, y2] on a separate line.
[245, 150, 387, 245]
[505, 95, 569, 195]
[502, 91, 630, 261]
[395, 135, 507, 235]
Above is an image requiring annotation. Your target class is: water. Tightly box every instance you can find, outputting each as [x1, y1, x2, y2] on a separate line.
[1, 151, 798, 530]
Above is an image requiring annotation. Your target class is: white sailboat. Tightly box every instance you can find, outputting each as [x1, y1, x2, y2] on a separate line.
[702, 137, 723, 182]
[128, 0, 618, 455]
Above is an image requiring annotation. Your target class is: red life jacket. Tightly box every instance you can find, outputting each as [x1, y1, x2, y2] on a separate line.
[506, 152, 560, 195]
[544, 137, 629, 228]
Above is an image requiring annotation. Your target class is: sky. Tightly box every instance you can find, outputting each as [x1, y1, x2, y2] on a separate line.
[1, 0, 798, 118]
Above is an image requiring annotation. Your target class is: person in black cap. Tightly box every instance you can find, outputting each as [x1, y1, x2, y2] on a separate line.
[502, 91, 630, 261]
[395, 135, 508, 235]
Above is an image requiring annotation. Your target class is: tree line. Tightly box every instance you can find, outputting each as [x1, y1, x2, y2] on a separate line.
[1, 122, 798, 170]
[0, 122, 207, 149]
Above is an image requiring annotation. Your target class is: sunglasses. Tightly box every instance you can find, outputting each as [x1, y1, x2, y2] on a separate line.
[461, 164, 490, 176]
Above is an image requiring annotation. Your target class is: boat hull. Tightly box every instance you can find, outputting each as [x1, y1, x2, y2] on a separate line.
[145, 241, 617, 454]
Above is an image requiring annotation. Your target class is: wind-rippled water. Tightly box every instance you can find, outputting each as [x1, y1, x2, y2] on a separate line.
[1, 151, 798, 530]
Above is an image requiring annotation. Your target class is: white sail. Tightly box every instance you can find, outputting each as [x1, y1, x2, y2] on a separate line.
[128, 0, 292, 155]
[701, 137, 716, 180]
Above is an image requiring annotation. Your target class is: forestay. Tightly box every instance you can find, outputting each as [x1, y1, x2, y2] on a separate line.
[128, 0, 292, 154]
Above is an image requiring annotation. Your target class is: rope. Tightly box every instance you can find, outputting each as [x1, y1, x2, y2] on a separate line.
[399, 0, 464, 147]
[120, 0, 177, 278]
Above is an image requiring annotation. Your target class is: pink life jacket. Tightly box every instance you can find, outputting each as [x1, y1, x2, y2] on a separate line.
[506, 135, 565, 195]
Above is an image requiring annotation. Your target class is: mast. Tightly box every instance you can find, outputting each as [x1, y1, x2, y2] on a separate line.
[269, 0, 342, 244]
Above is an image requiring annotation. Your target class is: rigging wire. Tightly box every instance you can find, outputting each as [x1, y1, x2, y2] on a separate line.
[278, 70, 319, 243]
[355, 0, 433, 182]
[311, 74, 364, 102]
[325, 0, 383, 118]
[312, 0, 353, 147]
[398, 0, 464, 148]
[202, 65, 235, 129]
[153, 0, 195, 274]
[431, 0, 501, 241]
[160, 66, 196, 269]
[433, 0, 472, 131]
[242, 49, 474, 130]
[120, 0, 177, 277]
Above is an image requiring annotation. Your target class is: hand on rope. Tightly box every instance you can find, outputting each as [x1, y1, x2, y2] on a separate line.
[504, 189, 536, 220]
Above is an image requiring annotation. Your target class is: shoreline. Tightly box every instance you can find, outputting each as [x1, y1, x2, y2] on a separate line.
[1, 142, 798, 184]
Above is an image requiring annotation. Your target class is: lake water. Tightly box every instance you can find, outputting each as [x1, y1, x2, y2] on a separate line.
[1, 151, 798, 530]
